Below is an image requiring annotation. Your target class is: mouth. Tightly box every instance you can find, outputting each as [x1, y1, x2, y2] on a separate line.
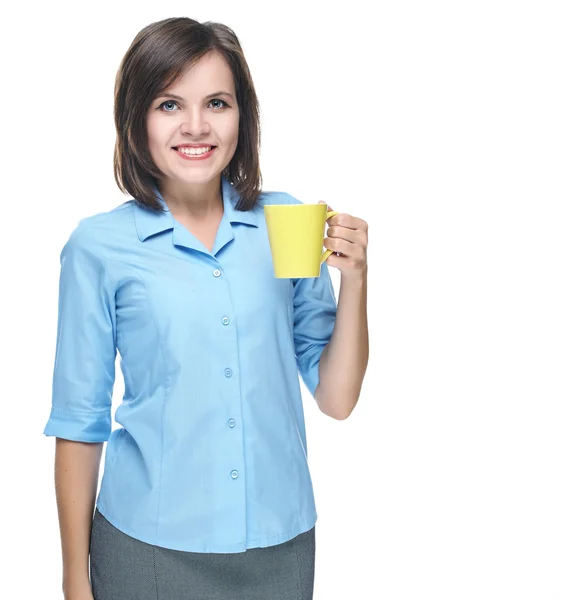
[172, 145, 216, 160]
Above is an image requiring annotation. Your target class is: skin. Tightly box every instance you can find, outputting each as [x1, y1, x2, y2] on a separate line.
[146, 50, 239, 227]
[315, 201, 369, 419]
[56, 439, 102, 600]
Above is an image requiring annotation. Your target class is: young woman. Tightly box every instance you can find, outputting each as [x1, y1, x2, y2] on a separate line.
[43, 17, 369, 600]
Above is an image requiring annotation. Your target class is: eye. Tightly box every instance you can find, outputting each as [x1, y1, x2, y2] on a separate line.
[209, 98, 230, 110]
[158, 100, 179, 112]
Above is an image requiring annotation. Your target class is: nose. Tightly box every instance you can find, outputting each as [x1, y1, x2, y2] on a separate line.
[180, 107, 210, 137]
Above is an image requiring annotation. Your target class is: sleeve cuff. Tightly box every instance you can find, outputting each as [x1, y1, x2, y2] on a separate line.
[42, 406, 111, 442]
[297, 345, 323, 398]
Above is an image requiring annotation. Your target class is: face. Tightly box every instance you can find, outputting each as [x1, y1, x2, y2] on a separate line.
[146, 51, 240, 193]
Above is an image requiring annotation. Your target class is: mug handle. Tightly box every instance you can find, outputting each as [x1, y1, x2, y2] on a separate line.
[320, 210, 339, 264]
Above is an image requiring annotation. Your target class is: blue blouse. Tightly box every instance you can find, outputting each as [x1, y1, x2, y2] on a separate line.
[43, 174, 337, 553]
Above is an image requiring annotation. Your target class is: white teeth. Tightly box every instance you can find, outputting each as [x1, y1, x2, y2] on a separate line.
[177, 146, 212, 155]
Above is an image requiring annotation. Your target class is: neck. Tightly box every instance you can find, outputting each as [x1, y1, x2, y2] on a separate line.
[158, 177, 223, 220]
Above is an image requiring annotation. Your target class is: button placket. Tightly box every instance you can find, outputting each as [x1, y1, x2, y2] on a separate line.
[215, 270, 243, 505]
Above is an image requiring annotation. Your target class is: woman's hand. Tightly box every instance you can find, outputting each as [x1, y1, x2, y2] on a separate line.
[319, 201, 368, 281]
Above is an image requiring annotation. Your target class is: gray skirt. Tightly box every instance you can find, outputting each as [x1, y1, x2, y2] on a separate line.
[89, 508, 315, 600]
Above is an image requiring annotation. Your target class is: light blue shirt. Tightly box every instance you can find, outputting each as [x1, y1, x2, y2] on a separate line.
[43, 174, 337, 553]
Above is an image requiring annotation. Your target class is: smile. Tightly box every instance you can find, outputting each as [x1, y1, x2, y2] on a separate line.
[172, 146, 216, 160]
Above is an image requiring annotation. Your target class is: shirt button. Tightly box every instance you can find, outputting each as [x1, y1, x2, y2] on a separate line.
[221, 316, 230, 326]
[230, 470, 239, 479]
[228, 418, 236, 428]
[224, 368, 233, 378]
[213, 269, 221, 277]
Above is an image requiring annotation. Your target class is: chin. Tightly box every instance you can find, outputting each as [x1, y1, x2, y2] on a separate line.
[176, 170, 220, 185]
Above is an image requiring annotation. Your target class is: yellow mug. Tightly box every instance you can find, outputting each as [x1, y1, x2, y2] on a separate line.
[264, 203, 339, 278]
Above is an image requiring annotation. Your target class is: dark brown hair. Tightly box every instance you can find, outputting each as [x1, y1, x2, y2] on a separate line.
[113, 17, 262, 213]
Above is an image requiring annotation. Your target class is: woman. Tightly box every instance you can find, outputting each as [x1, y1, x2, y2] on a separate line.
[43, 17, 369, 600]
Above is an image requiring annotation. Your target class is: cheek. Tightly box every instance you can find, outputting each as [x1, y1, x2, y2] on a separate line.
[147, 113, 174, 142]
[222, 113, 240, 146]
[229, 134, 239, 156]
[146, 118, 162, 151]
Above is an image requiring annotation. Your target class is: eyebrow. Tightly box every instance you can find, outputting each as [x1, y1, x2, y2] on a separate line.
[156, 91, 235, 102]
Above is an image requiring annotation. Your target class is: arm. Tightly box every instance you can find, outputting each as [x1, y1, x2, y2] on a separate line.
[314, 204, 369, 420]
[55, 438, 102, 598]
[42, 222, 117, 599]
[315, 272, 369, 420]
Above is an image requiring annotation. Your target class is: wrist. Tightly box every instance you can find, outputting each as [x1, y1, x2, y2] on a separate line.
[341, 267, 367, 285]
[63, 573, 92, 596]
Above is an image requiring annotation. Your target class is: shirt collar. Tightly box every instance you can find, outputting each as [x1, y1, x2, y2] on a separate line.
[134, 174, 258, 242]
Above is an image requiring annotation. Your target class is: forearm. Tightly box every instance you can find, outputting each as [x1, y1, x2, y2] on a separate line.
[54, 438, 103, 594]
[315, 271, 369, 419]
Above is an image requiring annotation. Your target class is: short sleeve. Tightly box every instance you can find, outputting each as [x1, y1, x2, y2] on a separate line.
[292, 261, 337, 398]
[42, 224, 117, 442]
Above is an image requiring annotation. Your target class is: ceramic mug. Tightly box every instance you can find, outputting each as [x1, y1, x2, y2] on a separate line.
[263, 203, 339, 278]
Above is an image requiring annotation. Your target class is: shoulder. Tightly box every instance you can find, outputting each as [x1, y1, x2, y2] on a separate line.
[61, 200, 134, 261]
[256, 190, 304, 207]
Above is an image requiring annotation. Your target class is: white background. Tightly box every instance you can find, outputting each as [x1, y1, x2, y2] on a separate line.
[1, 1, 573, 598]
